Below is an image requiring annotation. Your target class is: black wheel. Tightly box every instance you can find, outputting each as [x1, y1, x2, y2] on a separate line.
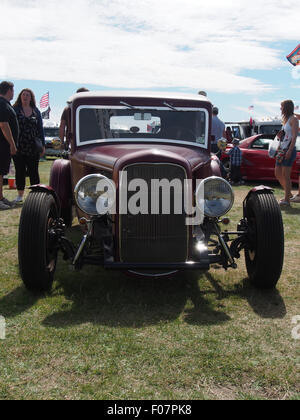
[244, 192, 284, 289]
[18, 191, 59, 292]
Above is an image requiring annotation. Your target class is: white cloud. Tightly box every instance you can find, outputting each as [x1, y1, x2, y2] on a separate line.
[233, 97, 300, 120]
[0, 56, 7, 76]
[231, 106, 273, 120]
[252, 100, 281, 115]
[0, 0, 299, 94]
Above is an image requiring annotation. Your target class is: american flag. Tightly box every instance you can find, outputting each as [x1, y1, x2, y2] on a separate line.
[248, 105, 254, 111]
[295, 105, 299, 110]
[39, 92, 49, 109]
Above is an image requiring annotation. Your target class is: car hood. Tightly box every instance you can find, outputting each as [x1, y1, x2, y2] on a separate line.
[73, 142, 212, 173]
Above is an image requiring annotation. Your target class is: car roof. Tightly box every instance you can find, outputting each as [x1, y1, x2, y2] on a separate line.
[67, 90, 212, 104]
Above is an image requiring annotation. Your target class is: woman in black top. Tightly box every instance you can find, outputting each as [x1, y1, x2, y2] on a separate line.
[13, 89, 45, 203]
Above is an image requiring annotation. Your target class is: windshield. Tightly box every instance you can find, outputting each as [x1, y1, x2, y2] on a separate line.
[259, 125, 282, 135]
[44, 127, 59, 137]
[77, 107, 207, 147]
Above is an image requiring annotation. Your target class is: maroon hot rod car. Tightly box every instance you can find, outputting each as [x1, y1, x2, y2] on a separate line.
[18, 92, 284, 292]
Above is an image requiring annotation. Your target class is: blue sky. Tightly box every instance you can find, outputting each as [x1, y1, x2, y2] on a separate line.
[1, 0, 299, 124]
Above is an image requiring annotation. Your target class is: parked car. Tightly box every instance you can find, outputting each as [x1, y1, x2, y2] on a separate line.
[225, 118, 282, 140]
[221, 133, 300, 183]
[43, 121, 62, 157]
[18, 91, 284, 293]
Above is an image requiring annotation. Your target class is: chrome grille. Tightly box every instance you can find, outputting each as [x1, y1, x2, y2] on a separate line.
[119, 163, 188, 263]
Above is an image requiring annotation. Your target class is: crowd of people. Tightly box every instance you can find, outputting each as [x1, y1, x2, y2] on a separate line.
[210, 99, 300, 203]
[0, 82, 46, 209]
[210, 104, 244, 185]
[0, 80, 300, 210]
[0, 82, 89, 210]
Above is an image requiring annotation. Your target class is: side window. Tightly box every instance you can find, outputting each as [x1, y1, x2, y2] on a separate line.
[251, 138, 272, 150]
[232, 126, 241, 139]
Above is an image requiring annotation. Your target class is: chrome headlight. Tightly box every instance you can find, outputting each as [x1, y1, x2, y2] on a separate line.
[74, 174, 115, 216]
[196, 176, 234, 218]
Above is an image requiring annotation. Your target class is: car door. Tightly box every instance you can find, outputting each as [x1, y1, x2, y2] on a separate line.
[241, 136, 274, 180]
[291, 135, 300, 183]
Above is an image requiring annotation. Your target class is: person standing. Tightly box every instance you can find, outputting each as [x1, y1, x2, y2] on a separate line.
[0, 81, 18, 210]
[290, 112, 300, 203]
[12, 88, 45, 203]
[275, 100, 299, 206]
[211, 106, 226, 153]
[225, 126, 233, 143]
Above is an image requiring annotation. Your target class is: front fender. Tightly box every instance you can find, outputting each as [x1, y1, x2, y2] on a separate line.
[211, 155, 222, 177]
[243, 185, 274, 218]
[193, 156, 221, 178]
[49, 159, 72, 209]
[29, 184, 61, 210]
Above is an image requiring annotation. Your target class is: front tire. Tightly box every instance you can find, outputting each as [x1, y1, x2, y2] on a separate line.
[244, 192, 284, 289]
[18, 191, 59, 292]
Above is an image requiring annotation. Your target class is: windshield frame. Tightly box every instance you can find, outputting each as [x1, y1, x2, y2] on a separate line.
[75, 105, 209, 149]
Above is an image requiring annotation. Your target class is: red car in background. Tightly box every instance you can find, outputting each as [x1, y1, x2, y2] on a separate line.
[221, 133, 300, 184]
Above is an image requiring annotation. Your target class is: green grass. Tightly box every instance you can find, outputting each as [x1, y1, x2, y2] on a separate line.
[0, 160, 300, 400]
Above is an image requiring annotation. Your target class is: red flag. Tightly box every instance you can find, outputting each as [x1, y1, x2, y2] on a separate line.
[39, 92, 49, 109]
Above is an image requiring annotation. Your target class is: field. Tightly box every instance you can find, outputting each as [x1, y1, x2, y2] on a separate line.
[0, 160, 299, 400]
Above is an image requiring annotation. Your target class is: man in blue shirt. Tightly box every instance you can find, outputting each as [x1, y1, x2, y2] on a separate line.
[211, 107, 226, 153]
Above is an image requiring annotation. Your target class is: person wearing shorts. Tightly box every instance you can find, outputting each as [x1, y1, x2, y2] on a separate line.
[275, 101, 299, 206]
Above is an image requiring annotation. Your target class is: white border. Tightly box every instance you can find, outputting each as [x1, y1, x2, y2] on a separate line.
[75, 105, 209, 150]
